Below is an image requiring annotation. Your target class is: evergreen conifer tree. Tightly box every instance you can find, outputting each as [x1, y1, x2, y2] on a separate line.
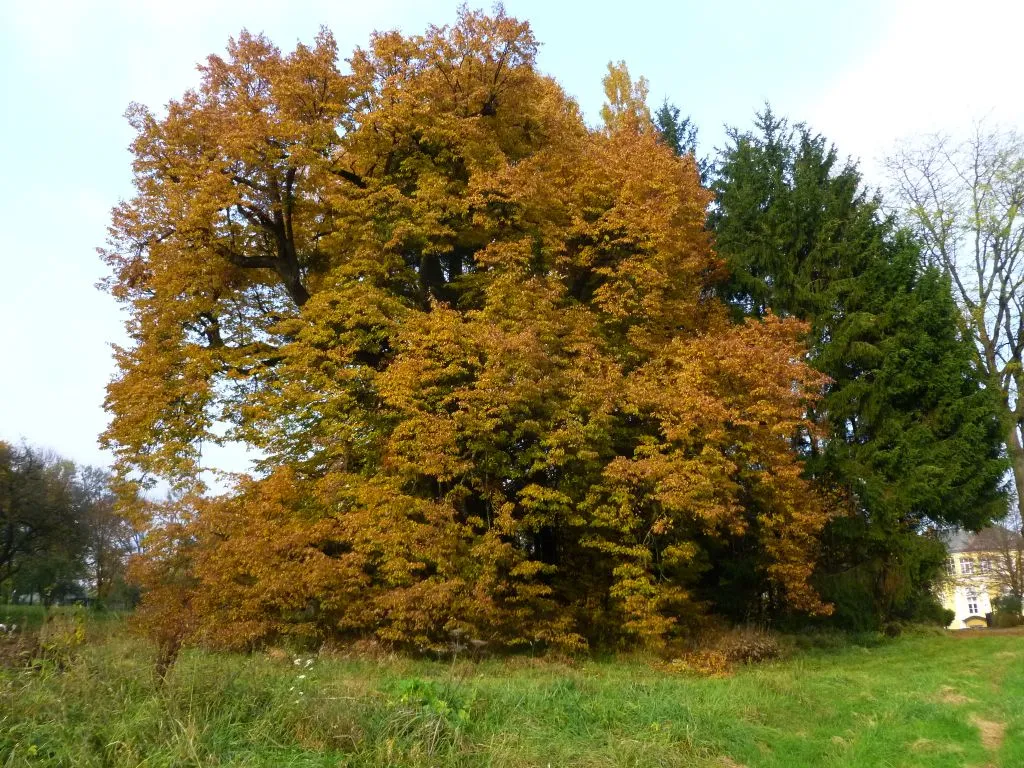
[710, 109, 1008, 627]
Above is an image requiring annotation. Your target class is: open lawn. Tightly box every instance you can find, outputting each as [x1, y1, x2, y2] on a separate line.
[1, 607, 1022, 767]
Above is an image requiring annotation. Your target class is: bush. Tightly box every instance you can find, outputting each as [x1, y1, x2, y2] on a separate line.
[990, 612, 1021, 628]
[665, 627, 783, 676]
[905, 597, 955, 628]
[993, 594, 1022, 614]
[990, 595, 1023, 628]
[716, 628, 782, 665]
[883, 622, 903, 638]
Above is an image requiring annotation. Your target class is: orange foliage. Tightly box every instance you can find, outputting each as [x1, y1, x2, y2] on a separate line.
[111, 8, 833, 654]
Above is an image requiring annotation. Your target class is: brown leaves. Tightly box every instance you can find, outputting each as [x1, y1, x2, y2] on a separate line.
[117, 9, 836, 656]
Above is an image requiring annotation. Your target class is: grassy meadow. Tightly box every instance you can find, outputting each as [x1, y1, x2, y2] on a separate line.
[1, 605, 1022, 767]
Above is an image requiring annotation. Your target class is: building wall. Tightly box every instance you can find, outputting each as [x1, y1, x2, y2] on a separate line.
[940, 583, 992, 629]
[940, 551, 997, 630]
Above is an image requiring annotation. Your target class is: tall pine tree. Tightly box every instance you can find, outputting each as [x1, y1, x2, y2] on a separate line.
[709, 109, 1008, 628]
[653, 100, 707, 181]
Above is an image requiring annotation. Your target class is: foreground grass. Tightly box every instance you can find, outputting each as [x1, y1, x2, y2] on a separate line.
[1, 610, 1021, 767]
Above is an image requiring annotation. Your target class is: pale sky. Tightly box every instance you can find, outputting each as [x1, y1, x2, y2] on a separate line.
[2, 0, 1022, 476]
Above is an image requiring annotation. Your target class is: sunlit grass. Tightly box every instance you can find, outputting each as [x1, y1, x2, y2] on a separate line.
[1, 609, 1021, 767]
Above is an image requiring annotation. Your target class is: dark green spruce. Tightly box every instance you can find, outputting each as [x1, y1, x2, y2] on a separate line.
[653, 100, 709, 181]
[706, 108, 1008, 629]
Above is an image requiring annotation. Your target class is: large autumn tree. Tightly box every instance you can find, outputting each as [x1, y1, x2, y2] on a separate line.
[105, 10, 834, 653]
[708, 110, 1008, 628]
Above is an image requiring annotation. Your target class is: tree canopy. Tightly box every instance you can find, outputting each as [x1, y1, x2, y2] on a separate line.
[0, 442, 137, 607]
[887, 126, 1024, 530]
[106, 10, 834, 652]
[710, 109, 1008, 627]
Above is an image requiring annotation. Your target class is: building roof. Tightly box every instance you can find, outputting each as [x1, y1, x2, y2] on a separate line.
[943, 525, 1023, 554]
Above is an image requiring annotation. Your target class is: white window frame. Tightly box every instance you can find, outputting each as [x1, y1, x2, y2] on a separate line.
[966, 589, 979, 615]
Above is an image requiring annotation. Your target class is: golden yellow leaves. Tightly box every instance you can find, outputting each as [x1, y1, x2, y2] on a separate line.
[600, 61, 651, 136]
[116, 9, 838, 654]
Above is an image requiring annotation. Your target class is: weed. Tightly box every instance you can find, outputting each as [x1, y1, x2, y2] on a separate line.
[36, 610, 86, 670]
[384, 677, 476, 756]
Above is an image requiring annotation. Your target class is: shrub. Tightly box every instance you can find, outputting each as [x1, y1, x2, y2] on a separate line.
[37, 610, 87, 670]
[883, 622, 903, 638]
[906, 597, 956, 628]
[715, 628, 783, 665]
[665, 627, 782, 676]
[993, 595, 1022, 615]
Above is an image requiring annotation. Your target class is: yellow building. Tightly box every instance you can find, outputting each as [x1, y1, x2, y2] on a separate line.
[940, 526, 1022, 630]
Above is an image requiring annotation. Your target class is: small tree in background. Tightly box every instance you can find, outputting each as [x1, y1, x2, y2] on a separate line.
[984, 509, 1024, 606]
[74, 466, 139, 607]
[1, 443, 138, 607]
[0, 443, 84, 604]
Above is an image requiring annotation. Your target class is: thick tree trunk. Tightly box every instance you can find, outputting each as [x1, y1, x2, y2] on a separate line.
[276, 250, 309, 307]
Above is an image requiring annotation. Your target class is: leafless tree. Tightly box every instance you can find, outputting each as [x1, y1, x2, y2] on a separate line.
[887, 124, 1024, 522]
[983, 509, 1024, 603]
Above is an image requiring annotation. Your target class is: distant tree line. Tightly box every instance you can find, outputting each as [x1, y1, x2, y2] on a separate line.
[0, 441, 139, 608]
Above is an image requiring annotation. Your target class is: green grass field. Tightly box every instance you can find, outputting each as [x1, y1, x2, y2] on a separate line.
[1, 606, 1021, 767]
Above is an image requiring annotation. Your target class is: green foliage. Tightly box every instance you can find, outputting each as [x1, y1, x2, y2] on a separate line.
[992, 595, 1023, 628]
[0, 444, 137, 608]
[888, 127, 1024, 530]
[898, 592, 956, 629]
[710, 108, 1009, 628]
[994, 594, 1022, 614]
[652, 100, 708, 180]
[0, 444, 84, 604]
[386, 677, 475, 756]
